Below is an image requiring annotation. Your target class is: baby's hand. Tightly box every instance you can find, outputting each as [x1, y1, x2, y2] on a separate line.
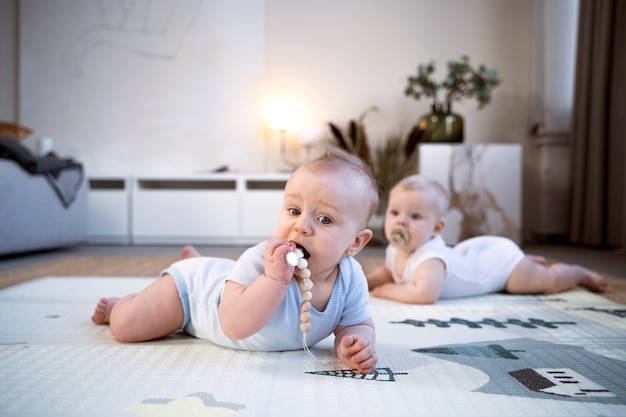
[371, 282, 394, 299]
[337, 334, 377, 374]
[264, 237, 296, 285]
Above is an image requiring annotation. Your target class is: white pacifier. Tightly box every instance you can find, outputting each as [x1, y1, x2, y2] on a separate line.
[389, 226, 410, 247]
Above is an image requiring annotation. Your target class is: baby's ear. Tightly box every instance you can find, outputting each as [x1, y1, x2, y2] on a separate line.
[346, 228, 373, 257]
[432, 217, 446, 237]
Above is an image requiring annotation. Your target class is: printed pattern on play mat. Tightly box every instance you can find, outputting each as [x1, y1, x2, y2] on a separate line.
[0, 277, 625, 417]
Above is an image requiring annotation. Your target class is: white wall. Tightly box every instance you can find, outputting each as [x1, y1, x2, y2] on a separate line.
[539, 0, 579, 131]
[0, 0, 17, 121]
[17, 0, 534, 174]
[19, 0, 267, 174]
[3, 0, 579, 243]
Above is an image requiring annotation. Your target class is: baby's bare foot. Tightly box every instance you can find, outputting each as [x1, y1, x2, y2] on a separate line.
[181, 245, 202, 259]
[91, 297, 120, 324]
[577, 266, 608, 293]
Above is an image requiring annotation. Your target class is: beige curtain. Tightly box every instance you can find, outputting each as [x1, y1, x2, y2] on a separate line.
[570, 0, 626, 249]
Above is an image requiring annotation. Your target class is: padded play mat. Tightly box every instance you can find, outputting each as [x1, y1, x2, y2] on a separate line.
[1, 276, 625, 416]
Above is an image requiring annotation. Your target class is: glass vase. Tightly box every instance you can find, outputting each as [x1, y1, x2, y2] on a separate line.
[418, 102, 464, 143]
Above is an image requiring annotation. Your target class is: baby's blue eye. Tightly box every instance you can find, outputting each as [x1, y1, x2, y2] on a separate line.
[289, 208, 301, 216]
[318, 215, 332, 225]
[389, 209, 399, 216]
[411, 213, 421, 220]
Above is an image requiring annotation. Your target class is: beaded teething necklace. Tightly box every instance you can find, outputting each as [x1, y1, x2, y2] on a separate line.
[286, 248, 316, 359]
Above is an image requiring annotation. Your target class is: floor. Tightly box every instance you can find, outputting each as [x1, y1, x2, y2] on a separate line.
[1, 242, 625, 279]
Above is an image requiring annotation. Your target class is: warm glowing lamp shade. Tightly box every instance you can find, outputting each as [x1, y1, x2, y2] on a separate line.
[267, 102, 297, 132]
[267, 101, 303, 169]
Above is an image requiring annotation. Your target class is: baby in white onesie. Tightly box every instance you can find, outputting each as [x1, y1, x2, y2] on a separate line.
[366, 175, 607, 304]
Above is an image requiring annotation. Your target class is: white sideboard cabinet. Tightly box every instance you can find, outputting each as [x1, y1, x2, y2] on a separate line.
[88, 173, 290, 245]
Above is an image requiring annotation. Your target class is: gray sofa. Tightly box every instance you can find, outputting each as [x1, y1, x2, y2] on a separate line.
[0, 145, 88, 256]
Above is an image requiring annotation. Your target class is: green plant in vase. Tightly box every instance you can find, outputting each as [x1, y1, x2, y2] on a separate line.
[404, 55, 501, 143]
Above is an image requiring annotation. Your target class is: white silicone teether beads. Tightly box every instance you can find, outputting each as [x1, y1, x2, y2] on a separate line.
[286, 248, 315, 359]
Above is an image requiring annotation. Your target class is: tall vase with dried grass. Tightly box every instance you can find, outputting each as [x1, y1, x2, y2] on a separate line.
[327, 107, 421, 243]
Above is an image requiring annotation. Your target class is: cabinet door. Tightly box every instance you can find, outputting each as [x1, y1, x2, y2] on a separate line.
[132, 179, 239, 243]
[88, 178, 130, 244]
[241, 178, 287, 239]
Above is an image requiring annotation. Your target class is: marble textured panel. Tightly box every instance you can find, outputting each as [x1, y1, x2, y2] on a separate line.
[419, 144, 522, 245]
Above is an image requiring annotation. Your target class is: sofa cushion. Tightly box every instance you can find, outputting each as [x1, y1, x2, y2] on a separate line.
[0, 158, 88, 256]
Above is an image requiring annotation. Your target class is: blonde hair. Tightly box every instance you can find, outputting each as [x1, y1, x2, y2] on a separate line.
[393, 175, 450, 217]
[299, 148, 379, 226]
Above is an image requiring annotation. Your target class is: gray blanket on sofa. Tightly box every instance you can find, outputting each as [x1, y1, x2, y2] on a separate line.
[0, 138, 84, 208]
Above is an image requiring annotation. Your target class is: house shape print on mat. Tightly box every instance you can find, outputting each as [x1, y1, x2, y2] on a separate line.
[414, 338, 626, 405]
